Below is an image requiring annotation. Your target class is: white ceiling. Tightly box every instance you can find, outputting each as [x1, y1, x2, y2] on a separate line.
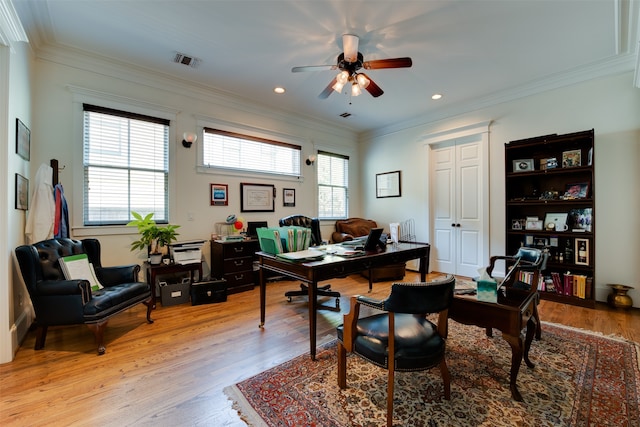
[12, 0, 640, 134]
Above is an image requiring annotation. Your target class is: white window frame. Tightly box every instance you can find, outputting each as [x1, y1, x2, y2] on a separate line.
[69, 86, 178, 236]
[317, 150, 349, 220]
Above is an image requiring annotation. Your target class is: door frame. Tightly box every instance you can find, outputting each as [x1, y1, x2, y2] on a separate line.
[420, 121, 491, 275]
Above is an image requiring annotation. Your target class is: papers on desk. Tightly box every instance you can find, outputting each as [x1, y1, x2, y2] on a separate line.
[454, 280, 477, 295]
[276, 249, 325, 262]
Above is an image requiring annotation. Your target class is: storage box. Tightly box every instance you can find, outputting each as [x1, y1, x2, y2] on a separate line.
[477, 279, 498, 303]
[160, 278, 191, 306]
[190, 279, 227, 305]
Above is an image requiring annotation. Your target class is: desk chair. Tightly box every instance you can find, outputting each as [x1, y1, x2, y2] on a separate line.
[486, 246, 549, 339]
[278, 215, 340, 308]
[337, 275, 455, 427]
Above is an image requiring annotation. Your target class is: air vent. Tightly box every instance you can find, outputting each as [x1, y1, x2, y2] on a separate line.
[339, 112, 351, 118]
[173, 52, 200, 68]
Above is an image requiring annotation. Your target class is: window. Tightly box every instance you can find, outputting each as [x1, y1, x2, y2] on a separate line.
[317, 151, 349, 219]
[202, 128, 301, 177]
[83, 104, 169, 225]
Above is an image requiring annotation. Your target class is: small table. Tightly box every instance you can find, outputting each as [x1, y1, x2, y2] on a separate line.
[449, 287, 538, 401]
[145, 262, 203, 309]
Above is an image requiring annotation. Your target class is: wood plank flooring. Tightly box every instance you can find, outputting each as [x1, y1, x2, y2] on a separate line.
[1, 272, 638, 426]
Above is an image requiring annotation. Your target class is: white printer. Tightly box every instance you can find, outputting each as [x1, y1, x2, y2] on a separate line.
[169, 240, 206, 264]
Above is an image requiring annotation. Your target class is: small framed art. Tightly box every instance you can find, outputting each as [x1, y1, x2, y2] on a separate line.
[15, 173, 29, 210]
[16, 118, 30, 161]
[562, 149, 581, 167]
[563, 182, 589, 199]
[376, 170, 401, 198]
[283, 188, 295, 207]
[210, 184, 228, 206]
[513, 159, 534, 172]
[575, 238, 589, 265]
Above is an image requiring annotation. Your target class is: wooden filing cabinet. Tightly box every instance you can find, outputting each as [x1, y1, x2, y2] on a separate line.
[211, 240, 259, 294]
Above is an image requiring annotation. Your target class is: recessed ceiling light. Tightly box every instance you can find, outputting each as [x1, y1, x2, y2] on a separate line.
[431, 93, 443, 100]
[274, 87, 286, 94]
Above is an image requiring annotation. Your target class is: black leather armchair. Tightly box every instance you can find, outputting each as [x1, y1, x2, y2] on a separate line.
[337, 275, 455, 427]
[15, 238, 154, 355]
[278, 215, 340, 308]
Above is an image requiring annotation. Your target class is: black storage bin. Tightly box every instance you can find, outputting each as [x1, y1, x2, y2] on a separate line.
[191, 279, 227, 305]
[160, 278, 191, 306]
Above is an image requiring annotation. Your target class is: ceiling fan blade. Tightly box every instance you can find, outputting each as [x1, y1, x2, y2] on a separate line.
[361, 74, 384, 97]
[363, 57, 413, 70]
[319, 77, 337, 99]
[342, 34, 359, 63]
[292, 64, 337, 72]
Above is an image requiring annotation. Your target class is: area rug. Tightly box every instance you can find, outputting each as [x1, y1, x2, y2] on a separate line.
[224, 321, 640, 426]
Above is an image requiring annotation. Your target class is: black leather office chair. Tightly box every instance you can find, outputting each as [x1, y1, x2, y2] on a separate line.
[337, 275, 455, 427]
[278, 214, 340, 308]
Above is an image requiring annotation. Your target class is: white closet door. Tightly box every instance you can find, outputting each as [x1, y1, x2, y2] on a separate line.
[431, 134, 485, 277]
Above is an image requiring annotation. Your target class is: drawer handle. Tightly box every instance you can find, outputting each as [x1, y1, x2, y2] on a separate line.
[233, 247, 245, 254]
[234, 260, 245, 266]
[234, 274, 244, 280]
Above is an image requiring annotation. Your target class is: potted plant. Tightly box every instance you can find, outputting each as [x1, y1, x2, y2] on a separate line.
[127, 211, 180, 264]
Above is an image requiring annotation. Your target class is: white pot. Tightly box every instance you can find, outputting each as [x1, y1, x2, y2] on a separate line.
[149, 253, 163, 265]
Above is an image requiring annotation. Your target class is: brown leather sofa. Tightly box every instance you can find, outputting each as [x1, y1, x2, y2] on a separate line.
[332, 218, 406, 282]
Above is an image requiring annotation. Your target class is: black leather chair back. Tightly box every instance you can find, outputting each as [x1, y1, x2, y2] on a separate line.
[278, 215, 322, 246]
[383, 275, 455, 314]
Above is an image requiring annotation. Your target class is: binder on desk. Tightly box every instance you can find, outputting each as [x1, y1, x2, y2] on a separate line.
[257, 226, 311, 255]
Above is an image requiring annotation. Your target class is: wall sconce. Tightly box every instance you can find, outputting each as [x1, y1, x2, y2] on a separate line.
[182, 132, 197, 148]
[306, 154, 316, 166]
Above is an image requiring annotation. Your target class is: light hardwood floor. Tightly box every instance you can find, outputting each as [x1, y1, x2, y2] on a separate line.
[1, 272, 638, 426]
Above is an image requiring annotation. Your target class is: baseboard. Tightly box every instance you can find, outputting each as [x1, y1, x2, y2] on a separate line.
[11, 306, 33, 353]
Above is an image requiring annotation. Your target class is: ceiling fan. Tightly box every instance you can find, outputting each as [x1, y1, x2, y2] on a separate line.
[292, 34, 412, 99]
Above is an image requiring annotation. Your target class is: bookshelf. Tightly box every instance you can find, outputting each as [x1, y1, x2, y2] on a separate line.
[505, 129, 595, 308]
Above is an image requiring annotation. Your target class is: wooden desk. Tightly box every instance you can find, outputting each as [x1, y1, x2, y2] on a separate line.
[449, 288, 538, 401]
[145, 262, 203, 309]
[257, 242, 430, 360]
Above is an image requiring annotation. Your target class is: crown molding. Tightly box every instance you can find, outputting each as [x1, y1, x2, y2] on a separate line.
[0, 0, 27, 47]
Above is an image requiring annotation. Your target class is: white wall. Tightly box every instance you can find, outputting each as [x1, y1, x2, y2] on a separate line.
[28, 54, 360, 277]
[2, 39, 33, 363]
[361, 71, 640, 306]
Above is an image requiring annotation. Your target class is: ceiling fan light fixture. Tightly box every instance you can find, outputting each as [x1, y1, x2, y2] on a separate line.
[351, 82, 362, 96]
[336, 70, 349, 84]
[332, 80, 346, 93]
[356, 73, 370, 89]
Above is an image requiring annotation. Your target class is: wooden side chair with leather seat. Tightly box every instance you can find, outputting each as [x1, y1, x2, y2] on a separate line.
[278, 214, 340, 308]
[336, 275, 455, 427]
[485, 246, 549, 339]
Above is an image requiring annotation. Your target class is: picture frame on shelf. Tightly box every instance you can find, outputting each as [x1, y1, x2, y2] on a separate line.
[569, 208, 592, 232]
[283, 188, 295, 207]
[210, 183, 228, 206]
[240, 182, 275, 212]
[525, 218, 543, 231]
[562, 149, 581, 167]
[544, 213, 569, 231]
[512, 159, 534, 172]
[511, 219, 525, 230]
[524, 235, 534, 246]
[563, 182, 589, 199]
[533, 237, 549, 248]
[575, 238, 589, 265]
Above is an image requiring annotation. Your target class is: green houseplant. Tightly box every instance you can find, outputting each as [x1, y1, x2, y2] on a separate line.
[127, 211, 180, 264]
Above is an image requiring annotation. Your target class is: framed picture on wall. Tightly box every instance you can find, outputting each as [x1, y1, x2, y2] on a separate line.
[241, 183, 275, 212]
[16, 118, 30, 161]
[376, 170, 401, 198]
[15, 173, 29, 210]
[210, 183, 228, 206]
[283, 188, 295, 207]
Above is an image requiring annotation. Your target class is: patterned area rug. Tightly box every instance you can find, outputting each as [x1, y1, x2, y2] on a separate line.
[224, 321, 640, 426]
